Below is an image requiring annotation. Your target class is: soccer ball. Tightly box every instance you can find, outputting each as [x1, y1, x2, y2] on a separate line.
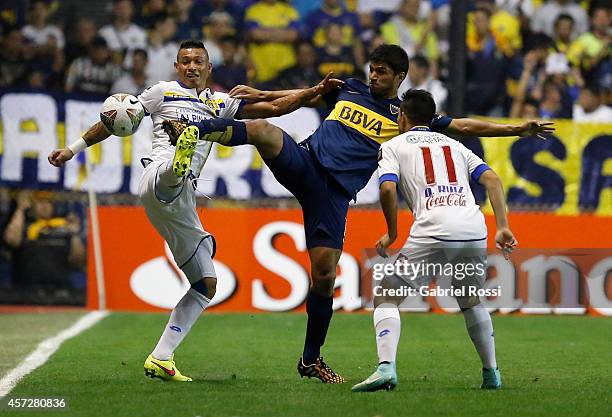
[100, 93, 145, 137]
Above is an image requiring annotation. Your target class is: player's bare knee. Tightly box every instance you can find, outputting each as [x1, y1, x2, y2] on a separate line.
[245, 119, 272, 143]
[245, 119, 282, 158]
[311, 269, 336, 296]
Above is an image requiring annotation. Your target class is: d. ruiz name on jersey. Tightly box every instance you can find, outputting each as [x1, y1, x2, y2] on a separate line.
[326, 100, 398, 144]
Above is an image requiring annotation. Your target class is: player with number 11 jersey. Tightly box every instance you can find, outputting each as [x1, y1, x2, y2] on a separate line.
[378, 126, 490, 243]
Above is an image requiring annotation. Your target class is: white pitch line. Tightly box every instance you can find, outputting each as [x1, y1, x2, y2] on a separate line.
[0, 310, 109, 398]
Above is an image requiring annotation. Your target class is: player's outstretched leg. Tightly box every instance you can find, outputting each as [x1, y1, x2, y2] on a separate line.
[163, 118, 283, 159]
[162, 121, 199, 177]
[460, 303, 501, 389]
[144, 276, 216, 382]
[352, 302, 400, 392]
[297, 247, 345, 384]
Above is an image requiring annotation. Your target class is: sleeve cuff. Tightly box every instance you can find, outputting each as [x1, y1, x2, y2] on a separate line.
[235, 100, 246, 119]
[379, 173, 399, 185]
[471, 163, 491, 182]
[430, 114, 453, 132]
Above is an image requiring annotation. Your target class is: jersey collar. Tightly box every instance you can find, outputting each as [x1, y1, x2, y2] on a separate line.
[410, 126, 431, 131]
[175, 79, 190, 89]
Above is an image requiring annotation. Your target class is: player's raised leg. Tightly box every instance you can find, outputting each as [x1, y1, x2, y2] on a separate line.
[144, 239, 217, 382]
[161, 122, 201, 178]
[163, 118, 283, 159]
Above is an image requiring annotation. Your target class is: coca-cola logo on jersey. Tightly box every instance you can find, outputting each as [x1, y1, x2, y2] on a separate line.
[425, 193, 467, 209]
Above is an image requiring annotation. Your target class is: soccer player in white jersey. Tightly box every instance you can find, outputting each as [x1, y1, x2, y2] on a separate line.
[47, 40, 341, 382]
[352, 89, 517, 392]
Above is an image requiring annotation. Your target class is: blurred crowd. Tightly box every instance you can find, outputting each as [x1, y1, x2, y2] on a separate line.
[0, 0, 610, 120]
[0, 189, 87, 305]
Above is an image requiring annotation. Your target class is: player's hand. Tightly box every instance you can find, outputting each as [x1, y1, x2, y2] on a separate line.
[518, 120, 555, 140]
[495, 227, 518, 260]
[313, 72, 344, 96]
[48, 148, 74, 167]
[228, 85, 268, 102]
[376, 233, 396, 258]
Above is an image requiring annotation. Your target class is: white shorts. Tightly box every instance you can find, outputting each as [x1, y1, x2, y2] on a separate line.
[387, 236, 487, 292]
[137, 160, 216, 281]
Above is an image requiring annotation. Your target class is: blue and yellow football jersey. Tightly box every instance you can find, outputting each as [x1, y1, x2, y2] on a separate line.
[308, 78, 452, 198]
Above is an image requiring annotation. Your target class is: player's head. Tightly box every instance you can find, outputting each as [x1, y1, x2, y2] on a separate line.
[368, 44, 409, 98]
[175, 39, 211, 89]
[398, 89, 436, 133]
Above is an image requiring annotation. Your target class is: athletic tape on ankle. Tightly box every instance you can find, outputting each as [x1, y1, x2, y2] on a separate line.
[67, 138, 88, 154]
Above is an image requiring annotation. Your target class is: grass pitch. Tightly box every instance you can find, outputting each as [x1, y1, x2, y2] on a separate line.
[2, 312, 611, 417]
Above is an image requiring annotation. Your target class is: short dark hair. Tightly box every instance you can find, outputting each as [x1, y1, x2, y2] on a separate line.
[588, 2, 610, 18]
[524, 97, 540, 108]
[177, 39, 208, 60]
[133, 48, 148, 60]
[583, 84, 602, 96]
[369, 44, 409, 75]
[400, 89, 436, 126]
[151, 12, 171, 28]
[474, 6, 492, 18]
[91, 36, 108, 48]
[220, 35, 238, 45]
[411, 54, 430, 69]
[554, 13, 575, 27]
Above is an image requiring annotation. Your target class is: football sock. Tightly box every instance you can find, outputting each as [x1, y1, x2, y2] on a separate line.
[302, 291, 333, 364]
[463, 304, 497, 369]
[152, 288, 210, 361]
[373, 303, 401, 364]
[156, 161, 185, 199]
[194, 118, 247, 146]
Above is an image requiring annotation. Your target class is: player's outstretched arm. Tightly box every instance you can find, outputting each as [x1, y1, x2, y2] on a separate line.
[376, 181, 399, 258]
[48, 121, 111, 167]
[236, 73, 343, 119]
[478, 169, 518, 259]
[229, 85, 301, 102]
[230, 78, 344, 108]
[447, 118, 555, 140]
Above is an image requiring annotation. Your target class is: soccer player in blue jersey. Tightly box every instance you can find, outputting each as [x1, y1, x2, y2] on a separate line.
[165, 45, 554, 384]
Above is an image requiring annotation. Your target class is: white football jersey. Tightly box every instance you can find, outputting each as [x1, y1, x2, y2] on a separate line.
[378, 127, 490, 243]
[137, 80, 242, 176]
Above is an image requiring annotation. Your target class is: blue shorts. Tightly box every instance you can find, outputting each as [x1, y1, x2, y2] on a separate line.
[265, 132, 351, 249]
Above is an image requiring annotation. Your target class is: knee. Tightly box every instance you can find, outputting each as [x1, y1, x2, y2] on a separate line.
[192, 277, 217, 300]
[246, 119, 274, 139]
[311, 267, 336, 296]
